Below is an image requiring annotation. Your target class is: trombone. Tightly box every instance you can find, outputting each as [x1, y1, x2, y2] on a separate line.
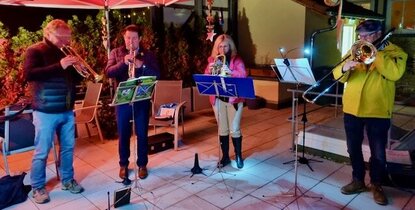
[60, 45, 103, 83]
[302, 28, 395, 104]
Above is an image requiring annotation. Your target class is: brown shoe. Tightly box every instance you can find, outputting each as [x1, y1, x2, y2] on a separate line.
[341, 180, 367, 195]
[371, 184, 388, 205]
[119, 166, 128, 179]
[138, 166, 148, 179]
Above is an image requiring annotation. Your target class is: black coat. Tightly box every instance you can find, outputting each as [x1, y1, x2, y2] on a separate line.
[23, 39, 82, 113]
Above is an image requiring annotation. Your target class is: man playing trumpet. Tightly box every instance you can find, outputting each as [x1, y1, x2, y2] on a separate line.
[105, 24, 160, 182]
[333, 20, 407, 206]
[23, 19, 84, 204]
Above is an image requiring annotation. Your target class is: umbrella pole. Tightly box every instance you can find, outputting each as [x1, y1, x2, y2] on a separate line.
[104, 4, 114, 99]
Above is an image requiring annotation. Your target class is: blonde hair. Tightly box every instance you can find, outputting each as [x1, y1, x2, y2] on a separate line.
[210, 34, 237, 58]
[43, 19, 71, 37]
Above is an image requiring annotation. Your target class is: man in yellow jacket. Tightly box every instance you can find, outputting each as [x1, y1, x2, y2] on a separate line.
[333, 20, 407, 206]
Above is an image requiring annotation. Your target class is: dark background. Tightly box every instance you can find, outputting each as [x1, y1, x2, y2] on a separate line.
[0, 5, 99, 35]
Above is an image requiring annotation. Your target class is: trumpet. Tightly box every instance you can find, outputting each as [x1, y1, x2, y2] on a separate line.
[128, 43, 136, 80]
[210, 54, 229, 76]
[60, 45, 103, 83]
[302, 28, 394, 104]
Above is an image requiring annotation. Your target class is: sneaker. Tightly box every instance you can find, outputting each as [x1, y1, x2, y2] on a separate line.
[341, 180, 367, 195]
[62, 179, 84, 194]
[371, 184, 388, 205]
[32, 188, 50, 204]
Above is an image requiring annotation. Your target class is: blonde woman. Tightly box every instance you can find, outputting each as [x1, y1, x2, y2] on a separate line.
[204, 34, 247, 169]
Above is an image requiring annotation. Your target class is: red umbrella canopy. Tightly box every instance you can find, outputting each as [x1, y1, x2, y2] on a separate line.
[0, 0, 191, 55]
[0, 0, 186, 9]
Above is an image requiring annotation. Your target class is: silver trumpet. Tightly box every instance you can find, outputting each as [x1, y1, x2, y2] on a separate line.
[210, 54, 229, 77]
[128, 43, 136, 80]
[60, 45, 103, 83]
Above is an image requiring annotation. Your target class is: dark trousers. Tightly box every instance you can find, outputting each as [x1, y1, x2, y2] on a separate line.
[343, 113, 390, 184]
[116, 100, 150, 167]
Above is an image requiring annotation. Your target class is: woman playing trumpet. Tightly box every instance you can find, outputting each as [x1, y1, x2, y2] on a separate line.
[333, 20, 407, 206]
[204, 34, 247, 169]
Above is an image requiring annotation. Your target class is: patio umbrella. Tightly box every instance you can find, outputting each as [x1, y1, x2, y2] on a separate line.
[0, 0, 191, 56]
[0, 0, 191, 97]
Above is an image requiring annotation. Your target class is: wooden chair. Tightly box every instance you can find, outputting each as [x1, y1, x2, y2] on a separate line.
[149, 80, 186, 151]
[74, 82, 104, 143]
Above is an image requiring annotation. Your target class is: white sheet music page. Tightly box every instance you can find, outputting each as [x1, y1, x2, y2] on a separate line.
[274, 58, 316, 85]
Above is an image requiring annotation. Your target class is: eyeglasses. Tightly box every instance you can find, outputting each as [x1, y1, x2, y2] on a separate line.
[358, 31, 377, 40]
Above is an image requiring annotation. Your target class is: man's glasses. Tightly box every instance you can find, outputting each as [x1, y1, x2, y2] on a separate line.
[358, 31, 377, 40]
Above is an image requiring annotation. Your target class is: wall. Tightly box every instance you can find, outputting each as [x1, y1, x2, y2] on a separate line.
[237, 0, 306, 66]
[304, 9, 341, 70]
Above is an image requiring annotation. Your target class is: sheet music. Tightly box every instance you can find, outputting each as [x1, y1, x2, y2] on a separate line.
[274, 58, 316, 85]
[111, 76, 156, 106]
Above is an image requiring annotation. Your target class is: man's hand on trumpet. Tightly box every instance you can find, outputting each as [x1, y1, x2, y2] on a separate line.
[342, 60, 359, 73]
[124, 54, 143, 68]
[60, 55, 78, 70]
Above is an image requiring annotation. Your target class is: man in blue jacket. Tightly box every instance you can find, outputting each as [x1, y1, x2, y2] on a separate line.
[105, 24, 160, 181]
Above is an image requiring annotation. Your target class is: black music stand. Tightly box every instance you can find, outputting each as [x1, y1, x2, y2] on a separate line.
[265, 58, 322, 202]
[193, 74, 255, 198]
[273, 58, 322, 171]
[110, 76, 156, 207]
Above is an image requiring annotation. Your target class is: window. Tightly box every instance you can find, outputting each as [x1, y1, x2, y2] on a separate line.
[341, 24, 356, 57]
[389, 0, 415, 33]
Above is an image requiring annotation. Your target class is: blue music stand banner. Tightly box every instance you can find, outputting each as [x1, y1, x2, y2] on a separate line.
[193, 74, 255, 99]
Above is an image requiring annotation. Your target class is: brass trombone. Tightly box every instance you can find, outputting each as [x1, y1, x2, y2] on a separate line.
[60, 45, 103, 83]
[302, 28, 394, 104]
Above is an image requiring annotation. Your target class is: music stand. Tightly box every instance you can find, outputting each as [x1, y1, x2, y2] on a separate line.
[110, 76, 156, 205]
[273, 58, 322, 171]
[193, 74, 255, 198]
[265, 58, 322, 202]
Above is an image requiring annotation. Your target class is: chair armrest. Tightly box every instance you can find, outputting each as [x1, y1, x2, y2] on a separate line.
[73, 105, 102, 112]
[173, 101, 186, 123]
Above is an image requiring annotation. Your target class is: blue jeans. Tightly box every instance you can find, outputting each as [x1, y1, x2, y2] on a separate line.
[343, 113, 390, 184]
[31, 111, 75, 189]
[116, 100, 150, 167]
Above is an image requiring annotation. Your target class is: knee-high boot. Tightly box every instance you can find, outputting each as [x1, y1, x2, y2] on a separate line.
[232, 136, 244, 169]
[218, 135, 231, 167]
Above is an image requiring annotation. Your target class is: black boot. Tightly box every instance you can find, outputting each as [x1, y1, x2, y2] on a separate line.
[232, 136, 244, 169]
[218, 135, 231, 168]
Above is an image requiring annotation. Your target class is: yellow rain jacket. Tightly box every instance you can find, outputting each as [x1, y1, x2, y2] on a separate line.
[333, 42, 408, 118]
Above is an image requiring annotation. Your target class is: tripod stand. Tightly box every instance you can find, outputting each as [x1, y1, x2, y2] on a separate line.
[274, 56, 322, 171]
[262, 96, 322, 206]
[193, 74, 255, 199]
[284, 99, 322, 171]
[109, 77, 157, 208]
